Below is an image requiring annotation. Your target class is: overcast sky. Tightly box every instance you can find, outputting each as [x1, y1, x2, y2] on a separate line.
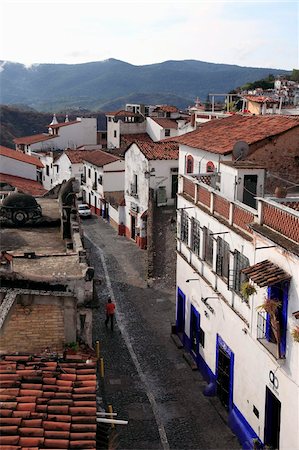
[0, 0, 298, 69]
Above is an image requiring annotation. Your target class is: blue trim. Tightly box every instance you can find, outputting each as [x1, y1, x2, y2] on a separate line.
[176, 287, 186, 340]
[280, 281, 289, 357]
[229, 405, 262, 449]
[190, 305, 200, 356]
[216, 334, 234, 410]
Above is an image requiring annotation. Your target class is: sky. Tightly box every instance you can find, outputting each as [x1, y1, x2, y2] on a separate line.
[0, 0, 298, 70]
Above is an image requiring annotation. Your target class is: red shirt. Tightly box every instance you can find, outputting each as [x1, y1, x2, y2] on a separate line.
[106, 302, 115, 315]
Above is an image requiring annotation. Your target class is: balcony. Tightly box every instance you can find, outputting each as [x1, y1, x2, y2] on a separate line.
[130, 184, 138, 198]
[257, 311, 282, 359]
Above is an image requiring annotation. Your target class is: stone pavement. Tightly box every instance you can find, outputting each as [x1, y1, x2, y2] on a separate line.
[83, 216, 240, 450]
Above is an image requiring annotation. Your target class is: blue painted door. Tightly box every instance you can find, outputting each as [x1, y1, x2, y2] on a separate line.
[176, 289, 185, 340]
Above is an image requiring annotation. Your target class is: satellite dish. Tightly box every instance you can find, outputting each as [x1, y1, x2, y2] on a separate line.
[232, 140, 249, 161]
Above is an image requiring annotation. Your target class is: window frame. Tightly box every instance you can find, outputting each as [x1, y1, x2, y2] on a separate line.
[191, 217, 201, 258]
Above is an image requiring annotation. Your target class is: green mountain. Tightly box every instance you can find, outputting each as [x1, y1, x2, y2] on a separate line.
[0, 58, 289, 111]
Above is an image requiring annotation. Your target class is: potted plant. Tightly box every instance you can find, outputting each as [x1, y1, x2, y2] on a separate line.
[257, 298, 282, 344]
[241, 281, 257, 301]
[291, 325, 299, 343]
[64, 342, 79, 355]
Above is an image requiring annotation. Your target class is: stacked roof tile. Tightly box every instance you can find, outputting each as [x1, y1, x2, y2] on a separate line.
[83, 150, 123, 167]
[241, 259, 291, 287]
[0, 355, 97, 449]
[127, 141, 179, 160]
[14, 135, 57, 146]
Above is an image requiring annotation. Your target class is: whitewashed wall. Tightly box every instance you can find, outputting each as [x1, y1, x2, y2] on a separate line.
[0, 155, 37, 180]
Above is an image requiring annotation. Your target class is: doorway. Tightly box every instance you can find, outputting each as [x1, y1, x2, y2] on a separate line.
[190, 305, 199, 356]
[176, 289, 185, 342]
[131, 215, 136, 240]
[216, 347, 231, 410]
[243, 174, 257, 209]
[264, 387, 281, 449]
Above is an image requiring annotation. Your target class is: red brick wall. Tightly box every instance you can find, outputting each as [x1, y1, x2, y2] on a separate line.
[197, 185, 211, 207]
[248, 128, 299, 190]
[183, 177, 195, 200]
[0, 304, 65, 353]
[263, 203, 299, 242]
[214, 194, 230, 219]
[233, 205, 254, 233]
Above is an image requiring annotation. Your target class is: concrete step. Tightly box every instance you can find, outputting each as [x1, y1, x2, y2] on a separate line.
[183, 351, 198, 370]
[171, 333, 183, 349]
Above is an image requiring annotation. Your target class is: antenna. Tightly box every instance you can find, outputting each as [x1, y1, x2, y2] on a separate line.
[232, 141, 249, 161]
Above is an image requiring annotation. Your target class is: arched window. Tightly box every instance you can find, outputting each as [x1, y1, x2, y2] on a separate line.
[186, 155, 194, 174]
[206, 161, 215, 173]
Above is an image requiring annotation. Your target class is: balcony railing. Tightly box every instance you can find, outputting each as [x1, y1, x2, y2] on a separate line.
[257, 311, 281, 359]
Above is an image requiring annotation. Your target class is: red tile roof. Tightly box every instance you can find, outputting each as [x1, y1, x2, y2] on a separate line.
[121, 133, 153, 147]
[0, 354, 97, 450]
[127, 141, 179, 160]
[173, 115, 299, 154]
[14, 134, 57, 145]
[48, 120, 80, 129]
[153, 105, 179, 113]
[0, 146, 44, 168]
[64, 150, 96, 164]
[151, 118, 178, 129]
[241, 259, 291, 287]
[0, 173, 46, 196]
[83, 150, 123, 167]
[105, 109, 139, 117]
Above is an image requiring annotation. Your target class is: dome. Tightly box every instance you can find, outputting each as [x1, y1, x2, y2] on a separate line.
[2, 192, 39, 209]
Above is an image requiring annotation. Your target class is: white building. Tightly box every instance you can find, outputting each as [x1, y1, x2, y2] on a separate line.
[124, 140, 179, 249]
[0, 145, 43, 181]
[175, 146, 299, 447]
[106, 110, 146, 149]
[14, 116, 97, 154]
[81, 150, 125, 231]
[51, 149, 96, 188]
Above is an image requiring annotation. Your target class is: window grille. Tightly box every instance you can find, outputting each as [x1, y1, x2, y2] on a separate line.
[191, 218, 200, 257]
[180, 210, 189, 245]
[216, 237, 230, 280]
[203, 227, 213, 266]
[233, 250, 249, 293]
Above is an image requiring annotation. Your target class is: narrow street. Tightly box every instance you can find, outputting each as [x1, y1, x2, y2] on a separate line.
[83, 216, 240, 450]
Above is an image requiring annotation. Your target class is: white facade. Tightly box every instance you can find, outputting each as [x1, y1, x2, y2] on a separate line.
[145, 117, 178, 142]
[82, 158, 125, 216]
[52, 153, 84, 187]
[0, 154, 38, 181]
[124, 143, 178, 248]
[18, 118, 97, 154]
[106, 114, 146, 149]
[175, 157, 299, 449]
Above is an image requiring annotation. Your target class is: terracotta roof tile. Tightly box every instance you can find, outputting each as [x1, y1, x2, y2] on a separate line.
[105, 109, 140, 117]
[0, 354, 97, 449]
[245, 95, 279, 103]
[14, 134, 56, 145]
[0, 146, 44, 168]
[83, 149, 123, 167]
[64, 149, 97, 164]
[151, 117, 178, 129]
[0, 173, 46, 196]
[173, 114, 299, 154]
[127, 141, 179, 160]
[241, 259, 291, 287]
[153, 105, 179, 113]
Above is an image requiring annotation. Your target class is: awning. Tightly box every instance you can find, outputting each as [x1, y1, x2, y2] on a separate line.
[241, 259, 291, 287]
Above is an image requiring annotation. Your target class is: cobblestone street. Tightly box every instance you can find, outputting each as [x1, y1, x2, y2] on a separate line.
[83, 216, 240, 450]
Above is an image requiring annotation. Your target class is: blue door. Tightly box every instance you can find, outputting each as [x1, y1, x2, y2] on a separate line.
[176, 288, 185, 341]
[190, 305, 200, 357]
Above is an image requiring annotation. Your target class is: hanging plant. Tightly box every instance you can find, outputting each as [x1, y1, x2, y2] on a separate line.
[240, 281, 257, 301]
[256, 298, 281, 317]
[291, 326, 299, 343]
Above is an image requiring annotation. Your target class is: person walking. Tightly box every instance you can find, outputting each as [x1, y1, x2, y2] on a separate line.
[105, 297, 116, 331]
